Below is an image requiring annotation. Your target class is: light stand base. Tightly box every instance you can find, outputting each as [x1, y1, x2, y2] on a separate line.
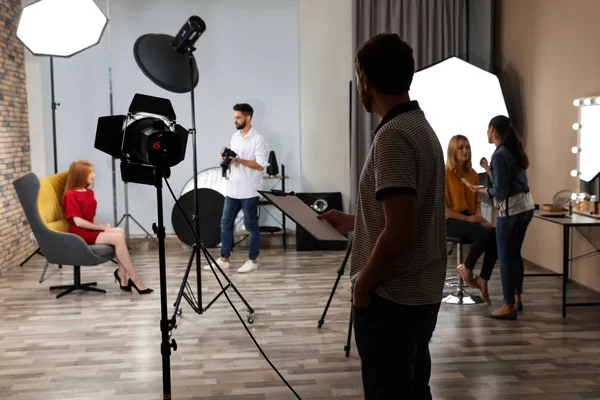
[442, 288, 484, 305]
[173, 243, 256, 324]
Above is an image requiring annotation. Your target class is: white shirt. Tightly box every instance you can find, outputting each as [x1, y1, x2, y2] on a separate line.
[227, 127, 269, 199]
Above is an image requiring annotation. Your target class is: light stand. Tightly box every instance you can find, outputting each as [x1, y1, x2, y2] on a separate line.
[187, 48, 203, 312]
[131, 18, 255, 323]
[95, 92, 190, 398]
[153, 166, 178, 399]
[173, 45, 255, 323]
[16, 0, 108, 268]
[20, 57, 61, 268]
[50, 57, 59, 174]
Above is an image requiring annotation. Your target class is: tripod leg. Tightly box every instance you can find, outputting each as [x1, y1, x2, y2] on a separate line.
[318, 242, 352, 328]
[173, 247, 201, 316]
[344, 305, 353, 357]
[318, 265, 346, 328]
[199, 245, 256, 321]
[129, 214, 158, 242]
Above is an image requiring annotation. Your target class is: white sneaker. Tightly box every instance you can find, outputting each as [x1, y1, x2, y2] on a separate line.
[203, 258, 230, 271]
[238, 260, 258, 274]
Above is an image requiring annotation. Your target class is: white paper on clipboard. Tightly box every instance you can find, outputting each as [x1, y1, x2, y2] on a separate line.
[258, 191, 349, 242]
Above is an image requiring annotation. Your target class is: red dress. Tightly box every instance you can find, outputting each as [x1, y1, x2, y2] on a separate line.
[62, 189, 102, 245]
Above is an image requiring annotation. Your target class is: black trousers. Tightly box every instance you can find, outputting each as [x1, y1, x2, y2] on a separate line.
[446, 218, 497, 280]
[354, 294, 441, 400]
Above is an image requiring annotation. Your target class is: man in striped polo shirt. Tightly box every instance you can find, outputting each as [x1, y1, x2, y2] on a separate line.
[319, 33, 447, 399]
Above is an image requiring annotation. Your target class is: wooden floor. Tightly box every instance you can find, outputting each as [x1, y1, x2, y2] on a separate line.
[1, 244, 600, 399]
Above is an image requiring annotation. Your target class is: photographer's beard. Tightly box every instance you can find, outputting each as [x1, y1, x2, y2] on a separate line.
[359, 86, 374, 114]
[235, 117, 248, 130]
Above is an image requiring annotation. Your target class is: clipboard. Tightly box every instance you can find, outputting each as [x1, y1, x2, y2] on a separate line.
[258, 190, 349, 242]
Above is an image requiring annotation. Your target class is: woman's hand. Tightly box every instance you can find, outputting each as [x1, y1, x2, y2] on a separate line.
[480, 157, 490, 172]
[317, 209, 355, 234]
[467, 215, 486, 224]
[467, 215, 493, 227]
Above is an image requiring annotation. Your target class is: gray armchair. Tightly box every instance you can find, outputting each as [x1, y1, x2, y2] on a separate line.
[13, 172, 116, 298]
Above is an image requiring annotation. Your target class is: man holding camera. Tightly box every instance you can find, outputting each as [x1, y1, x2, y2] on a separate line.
[206, 103, 269, 274]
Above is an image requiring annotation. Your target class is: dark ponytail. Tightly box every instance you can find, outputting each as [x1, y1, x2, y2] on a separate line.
[489, 115, 529, 170]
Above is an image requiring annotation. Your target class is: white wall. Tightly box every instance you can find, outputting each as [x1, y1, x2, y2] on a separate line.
[25, 0, 301, 236]
[23, 49, 50, 176]
[298, 0, 352, 211]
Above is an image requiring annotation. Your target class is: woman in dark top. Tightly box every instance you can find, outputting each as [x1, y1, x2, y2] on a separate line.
[469, 116, 534, 320]
[62, 160, 153, 294]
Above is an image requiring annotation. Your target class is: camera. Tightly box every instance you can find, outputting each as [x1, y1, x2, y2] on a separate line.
[220, 147, 238, 177]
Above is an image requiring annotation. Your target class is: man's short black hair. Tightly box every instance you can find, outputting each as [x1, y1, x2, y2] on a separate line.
[354, 33, 415, 95]
[233, 103, 254, 118]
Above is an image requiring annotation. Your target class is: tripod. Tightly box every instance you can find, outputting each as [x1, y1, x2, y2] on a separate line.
[173, 46, 255, 323]
[317, 241, 354, 357]
[116, 181, 157, 249]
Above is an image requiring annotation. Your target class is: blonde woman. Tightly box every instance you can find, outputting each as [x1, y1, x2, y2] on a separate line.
[445, 135, 496, 304]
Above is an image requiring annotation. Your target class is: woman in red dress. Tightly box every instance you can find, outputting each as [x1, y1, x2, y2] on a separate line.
[62, 160, 152, 294]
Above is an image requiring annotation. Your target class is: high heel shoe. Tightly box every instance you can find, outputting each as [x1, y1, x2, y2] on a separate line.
[128, 278, 153, 294]
[114, 269, 131, 292]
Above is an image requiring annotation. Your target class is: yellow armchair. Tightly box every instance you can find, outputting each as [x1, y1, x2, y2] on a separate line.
[37, 170, 69, 233]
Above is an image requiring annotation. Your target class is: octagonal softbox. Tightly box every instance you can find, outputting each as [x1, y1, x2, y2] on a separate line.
[410, 56, 509, 173]
[17, 0, 108, 58]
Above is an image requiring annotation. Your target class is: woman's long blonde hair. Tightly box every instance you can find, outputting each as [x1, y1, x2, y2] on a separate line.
[63, 160, 93, 199]
[446, 134, 472, 173]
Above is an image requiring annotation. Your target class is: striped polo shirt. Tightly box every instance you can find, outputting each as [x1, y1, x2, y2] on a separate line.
[350, 101, 447, 306]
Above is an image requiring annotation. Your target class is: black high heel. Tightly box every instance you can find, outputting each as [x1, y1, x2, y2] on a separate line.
[128, 278, 153, 294]
[114, 269, 131, 292]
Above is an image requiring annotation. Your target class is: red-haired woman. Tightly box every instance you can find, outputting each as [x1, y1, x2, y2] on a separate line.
[62, 160, 153, 294]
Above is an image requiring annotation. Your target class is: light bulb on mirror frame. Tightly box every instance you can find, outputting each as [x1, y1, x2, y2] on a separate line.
[584, 98, 592, 105]
[570, 169, 580, 177]
[596, 98, 600, 105]
[573, 99, 581, 106]
[571, 146, 580, 154]
[572, 123, 581, 130]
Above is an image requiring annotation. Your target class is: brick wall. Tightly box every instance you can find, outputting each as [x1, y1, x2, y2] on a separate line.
[0, 0, 34, 271]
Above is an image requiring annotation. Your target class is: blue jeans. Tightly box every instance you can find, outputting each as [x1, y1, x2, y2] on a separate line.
[496, 209, 534, 304]
[220, 196, 260, 260]
[353, 294, 440, 400]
